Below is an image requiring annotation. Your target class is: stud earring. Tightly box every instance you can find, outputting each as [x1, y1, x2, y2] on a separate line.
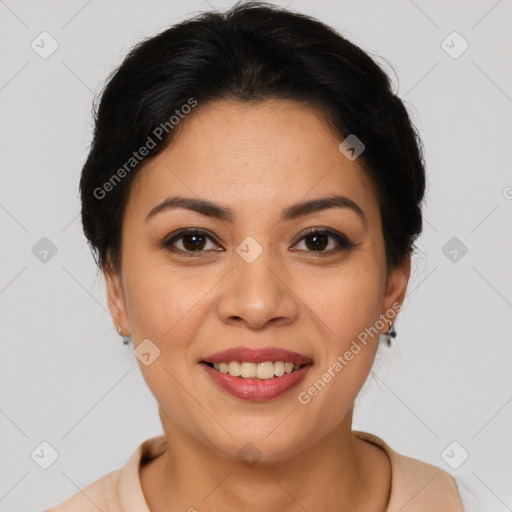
[118, 326, 131, 346]
[384, 320, 396, 347]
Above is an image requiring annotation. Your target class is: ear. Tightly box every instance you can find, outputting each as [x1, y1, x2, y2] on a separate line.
[380, 254, 411, 330]
[103, 262, 130, 336]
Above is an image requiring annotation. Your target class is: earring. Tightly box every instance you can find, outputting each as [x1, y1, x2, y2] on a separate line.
[384, 321, 396, 347]
[118, 326, 131, 346]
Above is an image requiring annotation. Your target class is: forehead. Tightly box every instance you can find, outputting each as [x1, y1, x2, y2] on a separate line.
[127, 99, 380, 224]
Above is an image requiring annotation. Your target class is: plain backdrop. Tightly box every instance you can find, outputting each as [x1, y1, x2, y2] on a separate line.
[0, 0, 511, 510]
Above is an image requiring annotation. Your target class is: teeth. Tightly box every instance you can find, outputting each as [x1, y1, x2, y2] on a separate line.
[209, 360, 305, 379]
[240, 361, 257, 378]
[228, 361, 241, 376]
[257, 361, 274, 379]
[274, 361, 285, 377]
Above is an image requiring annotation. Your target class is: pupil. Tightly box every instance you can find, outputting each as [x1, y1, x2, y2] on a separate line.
[184, 234, 206, 251]
[306, 234, 327, 251]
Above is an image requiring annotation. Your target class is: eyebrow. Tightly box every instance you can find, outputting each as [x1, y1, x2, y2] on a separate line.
[145, 194, 366, 225]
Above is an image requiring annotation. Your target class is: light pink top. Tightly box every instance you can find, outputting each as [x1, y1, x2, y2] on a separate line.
[44, 431, 464, 511]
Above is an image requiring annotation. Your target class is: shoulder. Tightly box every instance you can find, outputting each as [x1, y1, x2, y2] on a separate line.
[352, 431, 464, 512]
[42, 435, 166, 512]
[43, 470, 121, 512]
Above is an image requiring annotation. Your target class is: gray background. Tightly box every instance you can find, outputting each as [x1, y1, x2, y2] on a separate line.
[0, 0, 511, 510]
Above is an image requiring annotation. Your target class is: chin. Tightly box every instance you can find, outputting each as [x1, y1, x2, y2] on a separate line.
[197, 417, 317, 464]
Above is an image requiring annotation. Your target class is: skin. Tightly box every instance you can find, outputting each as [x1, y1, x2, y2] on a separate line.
[104, 99, 410, 511]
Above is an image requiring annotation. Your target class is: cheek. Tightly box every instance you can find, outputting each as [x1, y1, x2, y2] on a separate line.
[292, 261, 383, 417]
[123, 265, 217, 437]
[295, 277, 382, 437]
[123, 255, 216, 347]
[304, 261, 384, 346]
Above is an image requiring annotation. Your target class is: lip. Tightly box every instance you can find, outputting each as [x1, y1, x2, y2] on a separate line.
[201, 346, 313, 366]
[200, 361, 313, 402]
[200, 347, 313, 402]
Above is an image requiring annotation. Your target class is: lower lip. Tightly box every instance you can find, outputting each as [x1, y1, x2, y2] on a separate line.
[200, 362, 312, 402]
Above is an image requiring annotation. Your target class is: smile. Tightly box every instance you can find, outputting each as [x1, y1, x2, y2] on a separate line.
[200, 346, 313, 401]
[204, 360, 305, 379]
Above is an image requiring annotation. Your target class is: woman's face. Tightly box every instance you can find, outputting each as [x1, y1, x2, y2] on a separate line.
[105, 99, 409, 461]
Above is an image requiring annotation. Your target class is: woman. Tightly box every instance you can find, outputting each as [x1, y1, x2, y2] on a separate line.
[46, 2, 466, 510]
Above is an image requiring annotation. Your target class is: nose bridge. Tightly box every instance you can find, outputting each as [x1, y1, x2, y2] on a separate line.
[216, 239, 298, 329]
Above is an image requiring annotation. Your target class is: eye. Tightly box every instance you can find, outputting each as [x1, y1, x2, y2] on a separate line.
[161, 227, 355, 257]
[290, 228, 356, 254]
[161, 228, 222, 256]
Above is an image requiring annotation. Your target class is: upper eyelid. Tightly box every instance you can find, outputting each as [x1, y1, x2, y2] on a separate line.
[292, 226, 347, 241]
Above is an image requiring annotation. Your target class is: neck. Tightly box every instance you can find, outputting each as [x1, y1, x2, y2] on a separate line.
[140, 407, 391, 512]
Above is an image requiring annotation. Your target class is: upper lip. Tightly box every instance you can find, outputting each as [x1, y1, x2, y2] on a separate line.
[201, 347, 313, 366]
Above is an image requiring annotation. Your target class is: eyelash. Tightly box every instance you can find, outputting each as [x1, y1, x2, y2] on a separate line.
[161, 227, 356, 257]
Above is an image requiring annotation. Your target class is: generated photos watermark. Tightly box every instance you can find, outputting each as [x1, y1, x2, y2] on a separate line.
[93, 97, 198, 200]
[297, 302, 402, 405]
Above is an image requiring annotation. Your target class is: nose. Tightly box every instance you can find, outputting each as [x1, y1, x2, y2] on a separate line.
[216, 247, 299, 330]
